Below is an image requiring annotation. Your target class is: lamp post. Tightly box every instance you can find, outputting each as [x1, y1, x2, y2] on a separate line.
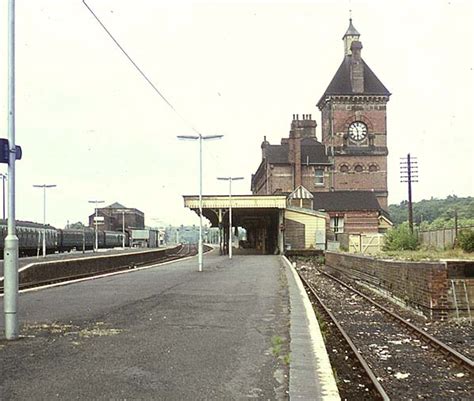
[33, 184, 57, 257]
[4, 0, 19, 340]
[0, 173, 7, 220]
[217, 176, 244, 259]
[122, 210, 126, 248]
[88, 200, 105, 251]
[177, 134, 223, 272]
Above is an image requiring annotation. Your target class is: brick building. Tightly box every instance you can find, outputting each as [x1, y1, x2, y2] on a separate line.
[251, 19, 391, 234]
[88, 202, 145, 232]
[318, 18, 390, 210]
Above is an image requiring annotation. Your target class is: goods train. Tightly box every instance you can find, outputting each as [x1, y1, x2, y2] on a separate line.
[0, 220, 127, 257]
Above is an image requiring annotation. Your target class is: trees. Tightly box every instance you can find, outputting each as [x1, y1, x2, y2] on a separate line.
[388, 196, 474, 230]
[68, 221, 86, 229]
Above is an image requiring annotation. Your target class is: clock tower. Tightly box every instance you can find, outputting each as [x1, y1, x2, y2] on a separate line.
[317, 19, 391, 210]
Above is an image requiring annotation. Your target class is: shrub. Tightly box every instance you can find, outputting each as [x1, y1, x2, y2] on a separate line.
[458, 229, 474, 253]
[383, 223, 419, 251]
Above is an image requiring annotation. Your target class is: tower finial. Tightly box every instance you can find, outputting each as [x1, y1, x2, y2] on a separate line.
[342, 16, 360, 55]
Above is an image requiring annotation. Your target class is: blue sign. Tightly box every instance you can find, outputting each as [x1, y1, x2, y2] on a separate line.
[0, 138, 22, 164]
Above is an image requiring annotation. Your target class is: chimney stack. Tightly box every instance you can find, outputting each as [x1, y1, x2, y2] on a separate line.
[291, 113, 317, 138]
[350, 40, 364, 93]
[261, 135, 269, 159]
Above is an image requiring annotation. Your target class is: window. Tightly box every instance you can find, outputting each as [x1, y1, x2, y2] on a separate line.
[369, 163, 378, 172]
[315, 169, 324, 186]
[330, 216, 344, 234]
[354, 164, 364, 173]
[340, 164, 349, 173]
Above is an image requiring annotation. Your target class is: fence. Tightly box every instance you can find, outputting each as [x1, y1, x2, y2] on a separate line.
[337, 233, 385, 254]
[418, 226, 474, 249]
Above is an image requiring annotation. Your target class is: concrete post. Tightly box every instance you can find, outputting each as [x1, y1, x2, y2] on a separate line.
[278, 209, 285, 255]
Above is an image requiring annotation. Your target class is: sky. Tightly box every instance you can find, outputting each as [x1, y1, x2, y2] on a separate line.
[0, 0, 472, 228]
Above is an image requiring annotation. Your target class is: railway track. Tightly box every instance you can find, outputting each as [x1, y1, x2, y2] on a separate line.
[297, 267, 473, 400]
[0, 244, 198, 293]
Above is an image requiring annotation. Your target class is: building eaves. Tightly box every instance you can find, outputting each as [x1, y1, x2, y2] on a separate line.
[317, 56, 391, 108]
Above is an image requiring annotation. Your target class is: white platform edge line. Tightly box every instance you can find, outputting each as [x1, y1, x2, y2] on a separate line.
[282, 256, 341, 400]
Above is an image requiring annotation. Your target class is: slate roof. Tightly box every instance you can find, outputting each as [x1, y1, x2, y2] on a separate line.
[265, 138, 329, 164]
[317, 56, 391, 107]
[343, 18, 360, 38]
[312, 191, 381, 212]
[108, 202, 127, 209]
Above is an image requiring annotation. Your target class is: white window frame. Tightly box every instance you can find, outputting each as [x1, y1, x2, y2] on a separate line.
[330, 216, 344, 234]
[315, 168, 324, 186]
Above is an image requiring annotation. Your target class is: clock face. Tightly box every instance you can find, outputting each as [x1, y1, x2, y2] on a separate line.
[348, 121, 368, 141]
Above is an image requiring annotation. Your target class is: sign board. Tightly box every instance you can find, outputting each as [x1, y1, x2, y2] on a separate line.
[93, 216, 105, 222]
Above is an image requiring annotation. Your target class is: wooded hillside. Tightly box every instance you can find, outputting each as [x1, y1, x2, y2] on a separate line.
[388, 196, 474, 230]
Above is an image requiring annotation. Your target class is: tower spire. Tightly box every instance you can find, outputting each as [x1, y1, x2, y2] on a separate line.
[342, 18, 360, 56]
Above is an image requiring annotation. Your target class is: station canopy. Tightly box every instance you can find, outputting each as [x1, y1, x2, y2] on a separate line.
[183, 195, 286, 227]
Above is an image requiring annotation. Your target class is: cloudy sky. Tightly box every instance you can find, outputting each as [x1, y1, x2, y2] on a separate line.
[0, 0, 472, 228]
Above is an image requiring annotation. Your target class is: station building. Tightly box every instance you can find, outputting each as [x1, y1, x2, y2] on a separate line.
[88, 202, 145, 232]
[184, 19, 392, 254]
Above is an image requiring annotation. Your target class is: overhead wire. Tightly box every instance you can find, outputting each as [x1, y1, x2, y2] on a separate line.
[82, 0, 200, 135]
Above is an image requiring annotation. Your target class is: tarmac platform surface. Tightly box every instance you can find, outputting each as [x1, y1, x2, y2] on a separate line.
[0, 250, 338, 400]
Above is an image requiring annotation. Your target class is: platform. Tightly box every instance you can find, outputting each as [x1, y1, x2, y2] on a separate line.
[0, 250, 339, 400]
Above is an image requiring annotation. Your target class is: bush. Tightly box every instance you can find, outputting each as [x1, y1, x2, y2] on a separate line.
[458, 229, 474, 253]
[383, 223, 419, 251]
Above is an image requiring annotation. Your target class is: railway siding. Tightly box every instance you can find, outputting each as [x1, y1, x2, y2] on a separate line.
[325, 252, 474, 321]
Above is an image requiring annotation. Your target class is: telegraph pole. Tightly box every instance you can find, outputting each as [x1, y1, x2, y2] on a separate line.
[400, 154, 418, 233]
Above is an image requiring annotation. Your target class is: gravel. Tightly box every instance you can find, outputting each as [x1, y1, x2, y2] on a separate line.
[295, 260, 473, 400]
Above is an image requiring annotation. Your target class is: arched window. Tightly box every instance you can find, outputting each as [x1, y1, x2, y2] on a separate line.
[354, 164, 364, 173]
[369, 163, 379, 172]
[339, 164, 349, 173]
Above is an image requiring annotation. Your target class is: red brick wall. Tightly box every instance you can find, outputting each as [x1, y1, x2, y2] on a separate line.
[325, 252, 451, 320]
[344, 211, 379, 233]
[320, 99, 389, 209]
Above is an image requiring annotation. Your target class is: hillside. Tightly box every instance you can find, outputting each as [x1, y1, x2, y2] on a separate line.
[388, 196, 474, 229]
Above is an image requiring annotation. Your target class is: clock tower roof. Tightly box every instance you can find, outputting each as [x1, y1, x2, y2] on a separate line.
[317, 54, 391, 109]
[342, 18, 360, 39]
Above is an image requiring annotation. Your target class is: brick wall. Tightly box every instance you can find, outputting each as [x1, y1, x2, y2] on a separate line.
[344, 211, 379, 233]
[325, 252, 474, 321]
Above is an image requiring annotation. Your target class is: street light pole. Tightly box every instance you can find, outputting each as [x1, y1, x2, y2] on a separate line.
[0, 173, 7, 220]
[178, 134, 223, 271]
[88, 200, 105, 251]
[4, 0, 20, 340]
[33, 184, 57, 257]
[217, 176, 244, 259]
[122, 210, 125, 248]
